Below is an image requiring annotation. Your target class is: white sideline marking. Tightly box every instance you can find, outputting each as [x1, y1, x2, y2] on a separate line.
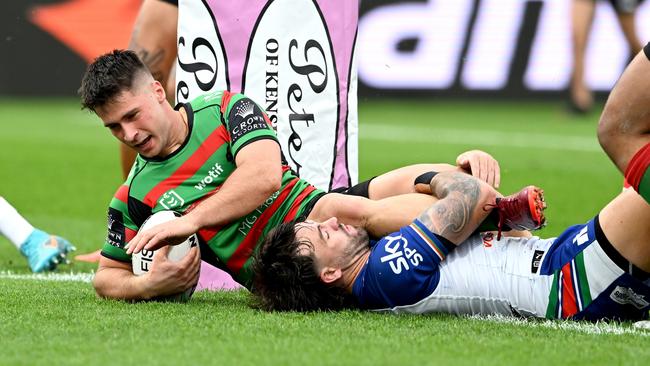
[1, 273, 646, 335]
[0, 271, 94, 283]
[361, 124, 601, 152]
[468, 314, 650, 336]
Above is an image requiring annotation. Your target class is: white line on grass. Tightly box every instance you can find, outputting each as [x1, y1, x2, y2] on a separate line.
[468, 314, 649, 336]
[361, 124, 601, 152]
[1, 272, 646, 335]
[0, 271, 94, 283]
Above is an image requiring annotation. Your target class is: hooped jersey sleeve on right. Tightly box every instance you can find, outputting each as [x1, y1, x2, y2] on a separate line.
[220, 91, 279, 159]
[352, 219, 454, 309]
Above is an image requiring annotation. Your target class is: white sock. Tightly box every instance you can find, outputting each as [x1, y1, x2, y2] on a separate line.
[0, 196, 36, 249]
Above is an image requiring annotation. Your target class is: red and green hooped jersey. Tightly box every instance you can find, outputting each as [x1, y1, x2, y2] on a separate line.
[102, 91, 324, 287]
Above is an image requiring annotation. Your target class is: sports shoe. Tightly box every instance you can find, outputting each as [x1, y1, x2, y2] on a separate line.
[19, 229, 76, 272]
[494, 186, 547, 239]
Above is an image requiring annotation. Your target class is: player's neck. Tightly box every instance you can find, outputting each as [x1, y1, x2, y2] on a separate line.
[340, 249, 371, 293]
[164, 108, 190, 155]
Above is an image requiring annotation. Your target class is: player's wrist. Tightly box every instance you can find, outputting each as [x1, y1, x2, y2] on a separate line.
[181, 211, 203, 232]
[134, 273, 157, 300]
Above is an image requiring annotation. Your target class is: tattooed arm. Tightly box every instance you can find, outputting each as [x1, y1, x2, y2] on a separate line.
[121, 0, 178, 179]
[417, 171, 497, 245]
[129, 0, 178, 97]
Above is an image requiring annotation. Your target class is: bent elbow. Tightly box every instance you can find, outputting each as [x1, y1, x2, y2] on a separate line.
[92, 276, 109, 299]
[261, 167, 282, 195]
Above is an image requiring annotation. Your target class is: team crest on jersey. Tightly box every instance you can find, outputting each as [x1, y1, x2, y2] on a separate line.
[159, 190, 185, 210]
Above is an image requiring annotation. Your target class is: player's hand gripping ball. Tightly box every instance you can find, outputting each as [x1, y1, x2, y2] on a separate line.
[132, 211, 199, 302]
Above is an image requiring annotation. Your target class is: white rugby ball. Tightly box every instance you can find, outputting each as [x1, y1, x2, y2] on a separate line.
[132, 210, 199, 302]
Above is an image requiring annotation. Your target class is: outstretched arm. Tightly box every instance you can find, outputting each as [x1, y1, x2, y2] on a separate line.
[366, 150, 501, 200]
[308, 171, 497, 240]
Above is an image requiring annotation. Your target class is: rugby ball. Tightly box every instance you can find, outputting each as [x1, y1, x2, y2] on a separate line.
[132, 210, 199, 302]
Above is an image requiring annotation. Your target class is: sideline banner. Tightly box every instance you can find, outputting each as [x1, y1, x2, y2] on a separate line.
[176, 0, 359, 191]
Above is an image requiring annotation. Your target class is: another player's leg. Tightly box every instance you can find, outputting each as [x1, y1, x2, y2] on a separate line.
[568, 0, 596, 113]
[615, 10, 643, 55]
[599, 189, 650, 272]
[598, 47, 650, 204]
[0, 196, 75, 272]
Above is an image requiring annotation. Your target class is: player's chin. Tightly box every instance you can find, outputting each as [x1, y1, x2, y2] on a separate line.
[133, 136, 158, 157]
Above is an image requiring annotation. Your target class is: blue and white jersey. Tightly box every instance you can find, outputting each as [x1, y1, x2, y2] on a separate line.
[352, 219, 453, 309]
[371, 217, 650, 321]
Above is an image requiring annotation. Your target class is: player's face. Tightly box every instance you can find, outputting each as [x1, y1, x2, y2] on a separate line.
[96, 82, 171, 158]
[295, 217, 369, 271]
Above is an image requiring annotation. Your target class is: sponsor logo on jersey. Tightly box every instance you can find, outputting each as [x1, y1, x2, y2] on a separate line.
[228, 98, 270, 145]
[237, 190, 280, 236]
[482, 232, 494, 248]
[609, 286, 649, 309]
[106, 207, 125, 248]
[159, 190, 185, 210]
[531, 250, 544, 274]
[380, 234, 423, 275]
[194, 162, 225, 191]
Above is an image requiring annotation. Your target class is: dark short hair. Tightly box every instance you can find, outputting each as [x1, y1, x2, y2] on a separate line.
[251, 221, 356, 312]
[79, 49, 148, 112]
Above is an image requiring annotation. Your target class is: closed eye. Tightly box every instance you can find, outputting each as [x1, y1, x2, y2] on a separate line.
[318, 225, 329, 240]
[124, 111, 138, 121]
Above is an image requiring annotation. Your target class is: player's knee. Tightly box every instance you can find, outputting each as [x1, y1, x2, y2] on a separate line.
[597, 107, 621, 153]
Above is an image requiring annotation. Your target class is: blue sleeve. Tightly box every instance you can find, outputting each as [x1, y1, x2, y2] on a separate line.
[353, 219, 453, 309]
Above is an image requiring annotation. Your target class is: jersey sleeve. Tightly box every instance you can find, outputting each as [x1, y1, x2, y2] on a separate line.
[101, 185, 138, 263]
[354, 219, 454, 309]
[221, 92, 278, 158]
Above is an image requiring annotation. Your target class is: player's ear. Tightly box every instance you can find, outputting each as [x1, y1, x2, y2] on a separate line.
[152, 80, 166, 103]
[320, 267, 342, 284]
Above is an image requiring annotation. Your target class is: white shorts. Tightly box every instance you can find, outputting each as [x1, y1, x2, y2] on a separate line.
[385, 218, 649, 320]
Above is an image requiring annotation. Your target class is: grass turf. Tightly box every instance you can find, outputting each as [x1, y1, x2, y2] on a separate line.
[0, 98, 647, 365]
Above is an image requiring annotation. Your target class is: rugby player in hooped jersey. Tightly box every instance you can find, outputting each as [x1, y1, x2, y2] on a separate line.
[253, 173, 650, 321]
[79, 50, 513, 301]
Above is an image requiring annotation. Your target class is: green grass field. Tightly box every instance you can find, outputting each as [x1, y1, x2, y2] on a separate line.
[0, 99, 647, 365]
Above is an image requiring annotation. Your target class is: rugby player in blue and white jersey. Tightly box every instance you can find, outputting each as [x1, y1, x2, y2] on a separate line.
[253, 170, 650, 321]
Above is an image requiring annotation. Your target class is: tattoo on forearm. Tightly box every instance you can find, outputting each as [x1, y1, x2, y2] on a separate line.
[419, 173, 480, 239]
[129, 38, 168, 83]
